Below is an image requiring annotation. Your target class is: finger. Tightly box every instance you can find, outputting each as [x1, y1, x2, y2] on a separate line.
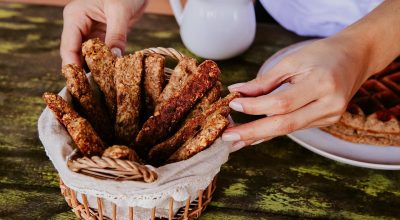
[229, 137, 272, 153]
[303, 95, 347, 129]
[305, 115, 342, 129]
[229, 79, 319, 115]
[128, 0, 147, 27]
[86, 22, 106, 42]
[61, 2, 95, 66]
[222, 100, 325, 142]
[104, 2, 129, 55]
[229, 140, 254, 153]
[60, 14, 90, 66]
[250, 138, 268, 146]
[228, 59, 292, 96]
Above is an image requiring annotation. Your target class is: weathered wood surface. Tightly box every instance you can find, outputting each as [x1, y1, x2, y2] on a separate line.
[1, 3, 400, 220]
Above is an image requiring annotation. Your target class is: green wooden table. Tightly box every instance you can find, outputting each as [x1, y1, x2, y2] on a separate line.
[1, 3, 400, 220]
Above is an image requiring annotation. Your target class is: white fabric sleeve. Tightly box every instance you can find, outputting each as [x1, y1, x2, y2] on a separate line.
[259, 0, 383, 37]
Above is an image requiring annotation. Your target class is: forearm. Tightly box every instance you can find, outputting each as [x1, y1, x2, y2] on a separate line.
[332, 0, 400, 77]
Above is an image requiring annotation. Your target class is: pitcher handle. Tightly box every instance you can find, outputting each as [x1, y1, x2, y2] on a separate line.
[169, 0, 184, 25]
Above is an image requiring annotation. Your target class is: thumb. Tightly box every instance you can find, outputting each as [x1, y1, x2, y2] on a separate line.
[104, 2, 129, 56]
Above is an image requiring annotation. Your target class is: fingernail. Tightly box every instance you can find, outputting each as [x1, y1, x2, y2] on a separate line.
[222, 132, 241, 142]
[111, 48, 122, 57]
[228, 83, 245, 91]
[229, 101, 244, 112]
[251, 139, 266, 146]
[231, 141, 246, 152]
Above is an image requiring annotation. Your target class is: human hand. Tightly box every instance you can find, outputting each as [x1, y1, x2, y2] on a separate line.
[223, 37, 373, 152]
[60, 0, 147, 66]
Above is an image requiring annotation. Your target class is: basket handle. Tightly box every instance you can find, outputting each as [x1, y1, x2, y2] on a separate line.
[141, 47, 185, 61]
[68, 156, 158, 183]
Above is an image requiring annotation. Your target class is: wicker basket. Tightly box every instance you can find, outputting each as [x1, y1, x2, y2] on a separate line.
[56, 47, 222, 220]
[59, 176, 217, 220]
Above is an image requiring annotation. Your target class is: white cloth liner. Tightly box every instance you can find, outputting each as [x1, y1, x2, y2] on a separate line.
[37, 77, 230, 219]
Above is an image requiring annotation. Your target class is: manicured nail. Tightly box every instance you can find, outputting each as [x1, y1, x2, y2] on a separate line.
[231, 141, 246, 152]
[111, 48, 122, 57]
[251, 139, 266, 146]
[228, 83, 245, 91]
[222, 132, 241, 142]
[229, 101, 244, 112]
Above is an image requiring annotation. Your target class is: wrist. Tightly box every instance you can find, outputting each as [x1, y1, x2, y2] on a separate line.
[330, 0, 400, 77]
[326, 32, 373, 80]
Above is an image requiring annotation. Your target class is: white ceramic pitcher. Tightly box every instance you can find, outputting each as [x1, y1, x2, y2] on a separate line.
[169, 0, 256, 60]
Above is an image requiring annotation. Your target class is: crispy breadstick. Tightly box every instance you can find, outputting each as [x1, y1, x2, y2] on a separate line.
[202, 92, 241, 116]
[103, 145, 141, 163]
[155, 57, 197, 112]
[147, 116, 203, 165]
[148, 92, 239, 165]
[82, 38, 117, 119]
[43, 92, 106, 156]
[114, 52, 144, 145]
[167, 111, 230, 163]
[62, 64, 113, 143]
[148, 106, 230, 166]
[185, 81, 221, 121]
[143, 54, 166, 114]
[135, 60, 220, 157]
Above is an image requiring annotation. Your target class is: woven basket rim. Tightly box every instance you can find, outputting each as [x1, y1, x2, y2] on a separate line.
[59, 175, 218, 220]
[140, 47, 186, 61]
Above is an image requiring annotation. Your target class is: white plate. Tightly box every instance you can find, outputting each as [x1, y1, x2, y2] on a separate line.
[257, 40, 400, 170]
[287, 129, 400, 170]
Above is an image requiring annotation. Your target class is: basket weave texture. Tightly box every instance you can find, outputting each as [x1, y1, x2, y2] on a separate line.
[60, 176, 217, 220]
